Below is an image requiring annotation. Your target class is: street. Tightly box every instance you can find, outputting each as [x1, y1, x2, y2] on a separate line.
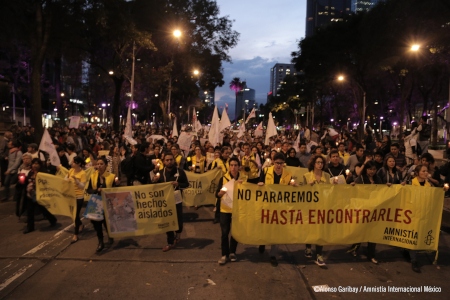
[1, 198, 450, 300]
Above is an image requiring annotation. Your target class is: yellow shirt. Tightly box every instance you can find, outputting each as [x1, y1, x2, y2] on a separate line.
[263, 166, 292, 185]
[411, 177, 431, 187]
[68, 168, 87, 199]
[303, 170, 330, 185]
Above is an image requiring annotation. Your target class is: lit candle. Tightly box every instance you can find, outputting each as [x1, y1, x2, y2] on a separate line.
[445, 183, 449, 189]
[156, 163, 160, 168]
[334, 176, 338, 182]
[221, 187, 227, 192]
[156, 172, 160, 177]
[115, 176, 119, 181]
[19, 174, 26, 184]
[345, 169, 350, 176]
[266, 158, 270, 163]
[290, 179, 295, 184]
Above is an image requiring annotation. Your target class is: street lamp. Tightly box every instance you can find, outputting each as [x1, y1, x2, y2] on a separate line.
[244, 99, 249, 123]
[168, 29, 182, 123]
[379, 116, 383, 134]
[411, 44, 420, 52]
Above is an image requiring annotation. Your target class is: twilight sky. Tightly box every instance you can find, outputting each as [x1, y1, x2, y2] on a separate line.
[214, 0, 306, 120]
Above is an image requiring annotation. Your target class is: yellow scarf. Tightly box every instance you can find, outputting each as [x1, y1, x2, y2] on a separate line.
[264, 166, 292, 185]
[91, 171, 115, 190]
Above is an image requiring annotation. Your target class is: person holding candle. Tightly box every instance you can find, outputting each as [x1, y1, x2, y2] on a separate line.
[258, 152, 294, 267]
[85, 156, 119, 252]
[14, 153, 32, 219]
[186, 146, 206, 174]
[325, 150, 350, 184]
[303, 154, 331, 267]
[151, 152, 189, 252]
[215, 157, 247, 265]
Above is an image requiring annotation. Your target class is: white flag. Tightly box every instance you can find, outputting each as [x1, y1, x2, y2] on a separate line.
[254, 121, 264, 137]
[124, 105, 133, 138]
[245, 108, 256, 124]
[208, 106, 220, 146]
[264, 112, 277, 145]
[39, 128, 60, 166]
[294, 130, 301, 152]
[68, 116, 81, 129]
[237, 123, 245, 138]
[192, 107, 197, 131]
[172, 118, 179, 137]
[219, 107, 232, 132]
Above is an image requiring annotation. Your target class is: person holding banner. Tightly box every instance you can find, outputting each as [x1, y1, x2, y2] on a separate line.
[212, 147, 231, 223]
[303, 154, 331, 267]
[24, 158, 57, 234]
[348, 160, 381, 264]
[258, 152, 294, 267]
[86, 156, 119, 252]
[407, 164, 449, 272]
[67, 156, 87, 243]
[216, 156, 247, 265]
[14, 153, 32, 219]
[152, 152, 189, 252]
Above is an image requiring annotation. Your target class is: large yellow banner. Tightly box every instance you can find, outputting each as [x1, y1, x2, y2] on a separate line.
[284, 166, 308, 182]
[102, 183, 178, 238]
[183, 169, 222, 206]
[55, 166, 95, 201]
[36, 172, 76, 221]
[232, 183, 443, 250]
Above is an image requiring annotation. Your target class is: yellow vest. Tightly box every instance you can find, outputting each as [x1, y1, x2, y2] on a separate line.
[263, 166, 292, 185]
[175, 154, 182, 167]
[191, 155, 206, 173]
[411, 177, 431, 187]
[91, 171, 115, 190]
[220, 172, 247, 213]
[241, 154, 259, 179]
[303, 171, 330, 185]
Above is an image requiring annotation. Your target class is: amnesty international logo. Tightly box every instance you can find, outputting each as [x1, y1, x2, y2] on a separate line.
[424, 230, 435, 246]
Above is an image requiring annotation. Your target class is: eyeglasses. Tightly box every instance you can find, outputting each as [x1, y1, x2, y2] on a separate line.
[274, 161, 284, 165]
[315, 161, 324, 164]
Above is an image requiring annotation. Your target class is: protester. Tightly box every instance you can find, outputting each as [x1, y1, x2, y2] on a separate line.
[216, 157, 246, 265]
[24, 158, 57, 234]
[85, 156, 119, 252]
[66, 156, 87, 243]
[152, 152, 189, 252]
[1, 139, 23, 202]
[258, 152, 294, 267]
[14, 153, 32, 219]
[303, 154, 330, 267]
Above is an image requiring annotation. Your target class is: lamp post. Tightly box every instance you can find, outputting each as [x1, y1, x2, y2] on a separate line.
[168, 29, 182, 125]
[379, 116, 383, 134]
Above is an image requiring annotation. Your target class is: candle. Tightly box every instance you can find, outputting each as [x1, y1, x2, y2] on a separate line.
[266, 158, 270, 163]
[290, 179, 295, 183]
[156, 163, 160, 168]
[445, 184, 449, 189]
[156, 172, 160, 177]
[221, 187, 227, 192]
[115, 177, 119, 181]
[345, 169, 350, 176]
[334, 176, 338, 182]
[19, 174, 26, 184]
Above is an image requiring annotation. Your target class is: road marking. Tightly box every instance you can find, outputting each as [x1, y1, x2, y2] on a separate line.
[0, 264, 33, 291]
[22, 223, 74, 256]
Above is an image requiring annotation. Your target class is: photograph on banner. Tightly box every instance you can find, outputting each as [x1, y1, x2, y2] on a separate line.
[231, 183, 443, 251]
[102, 182, 178, 238]
[183, 168, 222, 206]
[35, 172, 76, 221]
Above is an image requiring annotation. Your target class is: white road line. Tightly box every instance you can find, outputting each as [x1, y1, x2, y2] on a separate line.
[0, 264, 33, 291]
[22, 223, 74, 256]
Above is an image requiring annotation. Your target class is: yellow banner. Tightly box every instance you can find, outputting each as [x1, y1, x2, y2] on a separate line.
[183, 169, 222, 206]
[36, 172, 76, 221]
[56, 166, 96, 201]
[102, 183, 178, 238]
[284, 166, 308, 183]
[232, 183, 443, 250]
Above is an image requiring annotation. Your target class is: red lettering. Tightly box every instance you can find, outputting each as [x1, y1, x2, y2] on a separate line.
[404, 210, 412, 224]
[317, 210, 325, 224]
[309, 210, 316, 224]
[280, 210, 287, 225]
[288, 210, 296, 224]
[271, 210, 279, 224]
[362, 209, 370, 223]
[378, 208, 386, 221]
[355, 209, 361, 223]
[345, 209, 352, 223]
[261, 209, 269, 224]
[394, 208, 402, 223]
[327, 210, 334, 223]
[386, 208, 393, 222]
[336, 209, 343, 223]
[370, 209, 378, 222]
[296, 210, 303, 224]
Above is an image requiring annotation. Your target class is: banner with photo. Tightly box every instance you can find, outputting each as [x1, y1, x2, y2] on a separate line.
[35, 172, 76, 221]
[102, 182, 178, 238]
[183, 169, 222, 206]
[232, 183, 443, 251]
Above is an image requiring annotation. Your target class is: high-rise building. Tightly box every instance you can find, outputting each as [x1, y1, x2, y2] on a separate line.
[351, 0, 384, 13]
[235, 81, 255, 122]
[305, 0, 352, 37]
[269, 63, 297, 101]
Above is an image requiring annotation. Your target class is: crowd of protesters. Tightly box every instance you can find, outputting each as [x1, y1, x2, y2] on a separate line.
[0, 114, 446, 273]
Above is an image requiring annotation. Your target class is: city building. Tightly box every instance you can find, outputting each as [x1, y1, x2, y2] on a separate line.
[351, 0, 384, 13]
[235, 81, 255, 122]
[199, 89, 215, 106]
[305, 0, 352, 37]
[269, 63, 297, 100]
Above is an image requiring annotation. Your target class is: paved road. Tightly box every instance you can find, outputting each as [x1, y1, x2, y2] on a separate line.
[1, 198, 450, 299]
